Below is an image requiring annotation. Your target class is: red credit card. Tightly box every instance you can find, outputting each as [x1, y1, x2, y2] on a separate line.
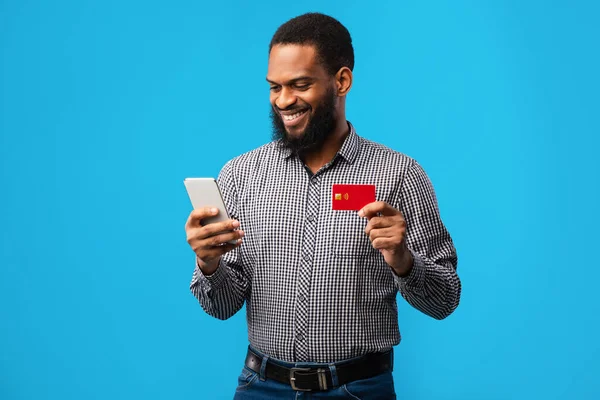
[332, 184, 376, 211]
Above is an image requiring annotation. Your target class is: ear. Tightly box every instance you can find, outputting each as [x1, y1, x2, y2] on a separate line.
[335, 67, 353, 96]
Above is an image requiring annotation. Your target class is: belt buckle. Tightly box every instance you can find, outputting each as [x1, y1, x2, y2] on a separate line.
[290, 367, 311, 391]
[289, 367, 329, 391]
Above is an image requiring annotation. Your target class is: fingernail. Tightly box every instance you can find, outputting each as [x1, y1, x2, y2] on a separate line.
[358, 209, 364, 217]
[232, 220, 240, 228]
[211, 208, 218, 214]
[239, 230, 245, 237]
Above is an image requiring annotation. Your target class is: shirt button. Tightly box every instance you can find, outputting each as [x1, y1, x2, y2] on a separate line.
[303, 253, 311, 262]
[297, 333, 305, 341]
[298, 294, 306, 302]
[307, 214, 315, 222]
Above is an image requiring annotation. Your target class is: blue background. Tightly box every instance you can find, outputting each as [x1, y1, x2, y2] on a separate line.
[1, 1, 599, 399]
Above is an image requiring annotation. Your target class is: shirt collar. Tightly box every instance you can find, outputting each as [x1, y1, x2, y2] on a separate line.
[337, 121, 360, 164]
[277, 121, 360, 164]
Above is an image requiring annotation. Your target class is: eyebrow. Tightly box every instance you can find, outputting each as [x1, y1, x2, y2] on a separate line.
[266, 76, 314, 85]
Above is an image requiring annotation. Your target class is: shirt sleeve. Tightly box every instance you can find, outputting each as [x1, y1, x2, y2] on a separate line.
[394, 160, 461, 320]
[189, 160, 250, 320]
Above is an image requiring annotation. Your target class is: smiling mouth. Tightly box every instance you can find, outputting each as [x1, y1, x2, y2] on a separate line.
[281, 109, 308, 122]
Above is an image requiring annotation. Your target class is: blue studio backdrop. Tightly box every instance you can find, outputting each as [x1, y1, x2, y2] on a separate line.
[1, 1, 599, 399]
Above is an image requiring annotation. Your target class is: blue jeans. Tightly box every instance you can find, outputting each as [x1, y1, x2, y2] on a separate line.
[233, 348, 397, 399]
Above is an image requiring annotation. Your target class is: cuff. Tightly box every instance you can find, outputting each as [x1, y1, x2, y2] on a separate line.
[193, 258, 229, 292]
[397, 248, 426, 291]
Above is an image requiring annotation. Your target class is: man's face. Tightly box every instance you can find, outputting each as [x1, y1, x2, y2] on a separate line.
[267, 44, 338, 154]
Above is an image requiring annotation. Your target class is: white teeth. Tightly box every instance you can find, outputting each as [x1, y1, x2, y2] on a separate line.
[283, 110, 306, 121]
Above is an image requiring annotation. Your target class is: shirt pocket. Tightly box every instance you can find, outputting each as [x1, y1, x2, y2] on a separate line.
[331, 211, 378, 258]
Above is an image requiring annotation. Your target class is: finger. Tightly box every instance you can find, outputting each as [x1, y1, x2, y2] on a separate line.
[201, 229, 245, 248]
[358, 202, 398, 219]
[186, 226, 204, 243]
[364, 216, 394, 235]
[368, 226, 399, 243]
[371, 236, 400, 250]
[201, 219, 241, 238]
[186, 207, 219, 228]
[202, 239, 243, 260]
[187, 225, 243, 247]
[189, 229, 244, 258]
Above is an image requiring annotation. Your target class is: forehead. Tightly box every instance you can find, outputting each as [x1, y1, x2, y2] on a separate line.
[267, 44, 327, 82]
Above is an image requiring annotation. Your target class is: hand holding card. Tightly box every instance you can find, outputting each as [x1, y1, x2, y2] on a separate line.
[358, 201, 414, 277]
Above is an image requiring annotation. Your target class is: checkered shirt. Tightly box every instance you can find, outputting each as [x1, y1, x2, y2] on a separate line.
[190, 123, 461, 363]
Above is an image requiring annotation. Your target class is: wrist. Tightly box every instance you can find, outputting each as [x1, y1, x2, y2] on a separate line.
[197, 256, 221, 275]
[392, 247, 413, 277]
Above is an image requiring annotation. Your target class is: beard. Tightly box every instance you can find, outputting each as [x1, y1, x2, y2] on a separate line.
[270, 88, 337, 156]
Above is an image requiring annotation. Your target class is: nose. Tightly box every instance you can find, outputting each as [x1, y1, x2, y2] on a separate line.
[275, 87, 297, 110]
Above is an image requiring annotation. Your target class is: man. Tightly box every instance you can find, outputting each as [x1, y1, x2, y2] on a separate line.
[186, 12, 461, 399]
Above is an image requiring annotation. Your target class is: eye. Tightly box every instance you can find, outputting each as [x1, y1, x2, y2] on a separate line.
[269, 86, 281, 92]
[294, 84, 310, 91]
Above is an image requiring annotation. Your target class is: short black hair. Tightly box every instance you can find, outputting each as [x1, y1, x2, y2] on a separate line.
[269, 12, 354, 75]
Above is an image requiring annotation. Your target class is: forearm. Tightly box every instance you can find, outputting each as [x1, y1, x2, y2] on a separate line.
[189, 258, 248, 320]
[394, 160, 462, 319]
[395, 248, 461, 320]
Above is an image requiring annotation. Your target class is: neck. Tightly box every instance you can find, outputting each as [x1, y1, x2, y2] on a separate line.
[302, 117, 349, 174]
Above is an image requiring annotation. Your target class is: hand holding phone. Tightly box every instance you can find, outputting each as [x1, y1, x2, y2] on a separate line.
[184, 178, 244, 271]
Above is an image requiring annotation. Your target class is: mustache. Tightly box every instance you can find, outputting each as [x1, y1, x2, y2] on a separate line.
[273, 105, 310, 113]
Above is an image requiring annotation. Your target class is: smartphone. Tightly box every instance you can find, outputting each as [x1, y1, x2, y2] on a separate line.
[183, 178, 237, 244]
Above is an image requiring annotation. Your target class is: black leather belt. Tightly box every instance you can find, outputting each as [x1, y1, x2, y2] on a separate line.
[244, 348, 393, 391]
